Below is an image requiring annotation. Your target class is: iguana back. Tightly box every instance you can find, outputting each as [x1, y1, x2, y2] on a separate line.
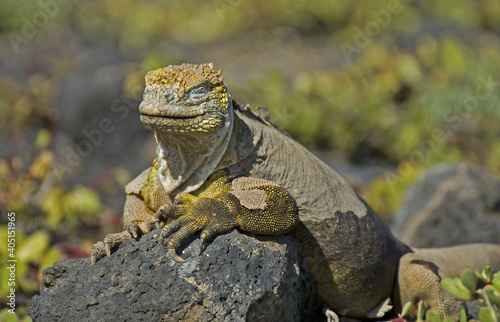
[222, 104, 409, 317]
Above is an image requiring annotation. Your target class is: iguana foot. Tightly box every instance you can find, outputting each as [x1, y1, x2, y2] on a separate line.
[124, 217, 157, 238]
[90, 230, 132, 264]
[366, 297, 392, 319]
[322, 305, 339, 322]
[90, 218, 158, 264]
[155, 195, 238, 262]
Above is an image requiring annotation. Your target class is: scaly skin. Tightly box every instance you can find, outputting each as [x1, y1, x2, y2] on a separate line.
[91, 63, 500, 320]
[395, 243, 500, 320]
[155, 169, 299, 262]
[91, 63, 299, 264]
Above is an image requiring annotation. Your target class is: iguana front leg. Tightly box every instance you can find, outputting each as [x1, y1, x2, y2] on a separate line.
[154, 174, 299, 262]
[90, 193, 164, 263]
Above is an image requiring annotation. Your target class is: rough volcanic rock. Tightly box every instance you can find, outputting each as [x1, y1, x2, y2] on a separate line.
[28, 229, 321, 322]
[392, 163, 500, 248]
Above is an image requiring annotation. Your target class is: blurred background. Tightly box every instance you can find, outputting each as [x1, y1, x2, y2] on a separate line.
[1, 0, 500, 319]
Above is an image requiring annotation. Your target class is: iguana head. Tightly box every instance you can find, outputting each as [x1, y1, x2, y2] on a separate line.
[139, 62, 231, 133]
[138, 63, 235, 195]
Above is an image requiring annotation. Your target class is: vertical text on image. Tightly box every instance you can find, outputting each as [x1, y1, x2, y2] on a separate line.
[6, 211, 17, 314]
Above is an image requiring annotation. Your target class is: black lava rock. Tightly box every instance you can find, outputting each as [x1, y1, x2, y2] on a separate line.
[28, 229, 321, 322]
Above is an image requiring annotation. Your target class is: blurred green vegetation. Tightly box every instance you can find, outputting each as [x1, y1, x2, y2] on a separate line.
[1, 0, 500, 319]
[0, 75, 109, 319]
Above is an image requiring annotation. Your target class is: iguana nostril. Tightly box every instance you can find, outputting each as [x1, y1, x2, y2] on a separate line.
[165, 93, 174, 102]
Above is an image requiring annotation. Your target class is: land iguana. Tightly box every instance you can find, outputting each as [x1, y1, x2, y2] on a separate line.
[91, 63, 500, 320]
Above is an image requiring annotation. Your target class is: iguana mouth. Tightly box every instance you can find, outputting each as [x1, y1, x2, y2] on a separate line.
[140, 112, 223, 133]
[139, 101, 206, 119]
[140, 113, 203, 120]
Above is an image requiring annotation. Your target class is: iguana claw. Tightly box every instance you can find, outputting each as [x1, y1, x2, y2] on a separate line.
[129, 226, 138, 238]
[198, 239, 206, 255]
[168, 248, 185, 263]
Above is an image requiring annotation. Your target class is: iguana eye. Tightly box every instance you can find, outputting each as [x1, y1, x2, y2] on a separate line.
[188, 84, 209, 101]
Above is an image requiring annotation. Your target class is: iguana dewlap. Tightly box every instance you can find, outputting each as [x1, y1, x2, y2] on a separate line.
[91, 63, 500, 320]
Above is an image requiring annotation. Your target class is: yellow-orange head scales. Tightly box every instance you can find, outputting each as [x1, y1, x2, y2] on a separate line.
[139, 63, 231, 133]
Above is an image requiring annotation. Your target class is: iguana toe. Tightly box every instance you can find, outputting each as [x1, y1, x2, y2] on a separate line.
[90, 230, 133, 263]
[161, 221, 199, 261]
[90, 241, 106, 264]
[105, 243, 111, 256]
[154, 204, 173, 222]
[156, 196, 239, 262]
[322, 305, 339, 322]
[158, 217, 184, 246]
[129, 225, 138, 238]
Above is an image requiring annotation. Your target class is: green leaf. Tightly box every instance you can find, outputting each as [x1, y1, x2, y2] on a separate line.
[425, 309, 441, 322]
[459, 309, 467, 322]
[443, 317, 455, 322]
[461, 269, 478, 293]
[492, 271, 500, 291]
[16, 231, 49, 262]
[39, 247, 61, 274]
[478, 307, 497, 322]
[34, 128, 51, 149]
[401, 301, 412, 317]
[0, 308, 24, 322]
[441, 277, 473, 301]
[484, 285, 500, 306]
[481, 265, 493, 283]
[416, 300, 425, 322]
